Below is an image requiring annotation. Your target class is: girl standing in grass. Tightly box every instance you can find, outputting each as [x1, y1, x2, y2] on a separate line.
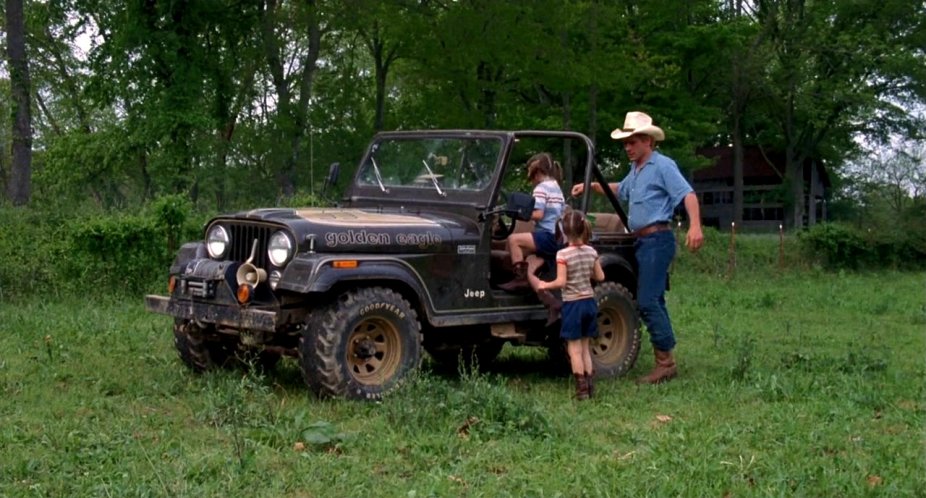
[529, 210, 605, 400]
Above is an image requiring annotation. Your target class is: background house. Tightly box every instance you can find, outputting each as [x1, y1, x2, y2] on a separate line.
[692, 146, 830, 230]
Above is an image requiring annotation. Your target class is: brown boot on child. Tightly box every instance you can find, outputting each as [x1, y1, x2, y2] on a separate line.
[573, 373, 590, 400]
[499, 261, 530, 292]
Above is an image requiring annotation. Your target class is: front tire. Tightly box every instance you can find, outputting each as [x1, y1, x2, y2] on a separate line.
[173, 319, 234, 372]
[299, 287, 422, 400]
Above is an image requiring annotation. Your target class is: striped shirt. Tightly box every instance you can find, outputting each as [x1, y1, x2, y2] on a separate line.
[533, 179, 565, 233]
[556, 244, 599, 302]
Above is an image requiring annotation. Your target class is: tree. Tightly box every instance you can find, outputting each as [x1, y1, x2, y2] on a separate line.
[720, 0, 770, 227]
[259, 0, 324, 197]
[336, 0, 424, 132]
[4, 0, 33, 206]
[848, 140, 926, 214]
[755, 0, 926, 227]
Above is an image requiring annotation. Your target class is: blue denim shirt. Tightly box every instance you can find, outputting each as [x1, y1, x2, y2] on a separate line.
[617, 151, 692, 232]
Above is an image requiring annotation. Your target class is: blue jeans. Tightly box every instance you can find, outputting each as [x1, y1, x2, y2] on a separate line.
[635, 230, 676, 352]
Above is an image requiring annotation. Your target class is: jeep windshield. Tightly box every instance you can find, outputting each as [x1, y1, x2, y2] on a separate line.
[356, 136, 502, 193]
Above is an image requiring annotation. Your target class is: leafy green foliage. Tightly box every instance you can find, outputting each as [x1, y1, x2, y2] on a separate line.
[0, 204, 69, 297]
[7, 0, 925, 228]
[798, 223, 926, 271]
[35, 127, 140, 209]
[65, 212, 167, 293]
[0, 199, 204, 299]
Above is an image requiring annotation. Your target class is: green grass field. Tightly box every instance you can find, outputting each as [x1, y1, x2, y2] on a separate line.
[2, 269, 923, 497]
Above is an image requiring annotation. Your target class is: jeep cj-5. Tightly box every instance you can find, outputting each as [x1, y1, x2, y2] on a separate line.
[145, 130, 642, 400]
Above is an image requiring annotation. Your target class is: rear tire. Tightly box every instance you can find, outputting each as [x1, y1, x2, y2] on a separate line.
[299, 287, 422, 400]
[591, 282, 641, 377]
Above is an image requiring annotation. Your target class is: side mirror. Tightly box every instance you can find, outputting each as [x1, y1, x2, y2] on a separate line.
[506, 192, 536, 221]
[321, 162, 340, 197]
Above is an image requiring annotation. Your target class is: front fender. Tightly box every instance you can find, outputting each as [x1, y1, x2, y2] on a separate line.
[276, 256, 433, 316]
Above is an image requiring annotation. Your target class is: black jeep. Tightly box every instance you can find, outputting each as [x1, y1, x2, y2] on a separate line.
[145, 130, 641, 399]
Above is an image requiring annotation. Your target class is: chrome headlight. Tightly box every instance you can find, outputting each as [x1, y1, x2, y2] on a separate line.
[206, 225, 230, 259]
[267, 231, 294, 266]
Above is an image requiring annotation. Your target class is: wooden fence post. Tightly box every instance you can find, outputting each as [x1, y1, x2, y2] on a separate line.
[778, 224, 784, 269]
[728, 222, 736, 277]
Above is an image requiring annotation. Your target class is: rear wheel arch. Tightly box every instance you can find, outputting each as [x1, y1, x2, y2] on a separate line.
[600, 255, 637, 297]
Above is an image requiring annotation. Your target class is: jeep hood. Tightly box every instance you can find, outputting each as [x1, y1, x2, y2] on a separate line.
[222, 207, 479, 254]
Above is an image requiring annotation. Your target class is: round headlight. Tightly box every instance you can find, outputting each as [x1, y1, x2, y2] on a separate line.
[206, 225, 230, 259]
[267, 231, 293, 266]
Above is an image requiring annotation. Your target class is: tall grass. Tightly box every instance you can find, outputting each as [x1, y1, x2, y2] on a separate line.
[1, 267, 923, 496]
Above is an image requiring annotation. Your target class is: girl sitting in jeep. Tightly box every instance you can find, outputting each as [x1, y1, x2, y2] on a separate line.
[498, 152, 565, 292]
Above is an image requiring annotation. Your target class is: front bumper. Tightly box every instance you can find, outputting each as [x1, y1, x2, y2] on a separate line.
[145, 295, 279, 332]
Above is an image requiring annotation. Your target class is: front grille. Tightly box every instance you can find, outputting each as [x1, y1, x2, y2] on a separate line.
[228, 223, 273, 268]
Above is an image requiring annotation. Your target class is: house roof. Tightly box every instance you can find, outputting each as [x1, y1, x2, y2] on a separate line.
[694, 146, 830, 187]
[694, 146, 784, 181]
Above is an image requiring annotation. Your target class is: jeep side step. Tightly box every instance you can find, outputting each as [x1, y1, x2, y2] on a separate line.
[490, 323, 526, 342]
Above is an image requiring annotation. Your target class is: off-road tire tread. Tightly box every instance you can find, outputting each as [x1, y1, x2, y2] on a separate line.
[173, 320, 226, 372]
[593, 281, 642, 377]
[299, 287, 422, 400]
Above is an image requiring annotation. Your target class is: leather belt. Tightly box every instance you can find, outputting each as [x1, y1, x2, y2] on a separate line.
[634, 222, 671, 237]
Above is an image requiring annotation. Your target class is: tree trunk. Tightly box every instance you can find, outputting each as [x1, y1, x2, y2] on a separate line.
[808, 159, 818, 225]
[261, 0, 322, 197]
[5, 0, 33, 206]
[786, 149, 805, 228]
[730, 0, 746, 228]
[370, 25, 390, 132]
[587, 84, 598, 147]
[732, 111, 744, 228]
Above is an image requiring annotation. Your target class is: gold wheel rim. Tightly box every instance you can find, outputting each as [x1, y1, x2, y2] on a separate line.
[347, 317, 403, 385]
[592, 305, 627, 363]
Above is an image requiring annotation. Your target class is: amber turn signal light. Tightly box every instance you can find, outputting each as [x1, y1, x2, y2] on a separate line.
[168, 275, 177, 294]
[237, 283, 254, 304]
[332, 260, 358, 269]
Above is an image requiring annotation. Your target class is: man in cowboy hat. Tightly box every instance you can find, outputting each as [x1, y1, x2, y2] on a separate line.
[572, 111, 703, 384]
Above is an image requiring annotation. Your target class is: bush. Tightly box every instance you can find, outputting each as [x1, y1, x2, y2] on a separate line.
[0, 196, 206, 299]
[0, 205, 71, 298]
[66, 213, 167, 294]
[798, 222, 926, 270]
[65, 195, 205, 294]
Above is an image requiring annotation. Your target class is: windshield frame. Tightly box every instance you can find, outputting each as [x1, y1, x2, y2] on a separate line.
[345, 130, 612, 220]
[347, 130, 513, 209]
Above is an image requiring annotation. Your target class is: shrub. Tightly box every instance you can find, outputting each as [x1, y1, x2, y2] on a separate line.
[798, 222, 926, 270]
[0, 205, 70, 298]
[0, 197, 206, 299]
[66, 213, 168, 294]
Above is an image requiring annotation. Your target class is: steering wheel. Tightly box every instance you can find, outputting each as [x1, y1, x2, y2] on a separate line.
[491, 190, 518, 241]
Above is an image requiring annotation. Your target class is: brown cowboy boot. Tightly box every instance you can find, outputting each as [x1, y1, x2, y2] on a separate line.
[573, 373, 590, 400]
[536, 289, 562, 326]
[499, 261, 530, 292]
[636, 349, 677, 384]
[586, 371, 595, 398]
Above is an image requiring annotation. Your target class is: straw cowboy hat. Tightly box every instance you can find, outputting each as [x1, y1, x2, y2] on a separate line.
[610, 111, 665, 142]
